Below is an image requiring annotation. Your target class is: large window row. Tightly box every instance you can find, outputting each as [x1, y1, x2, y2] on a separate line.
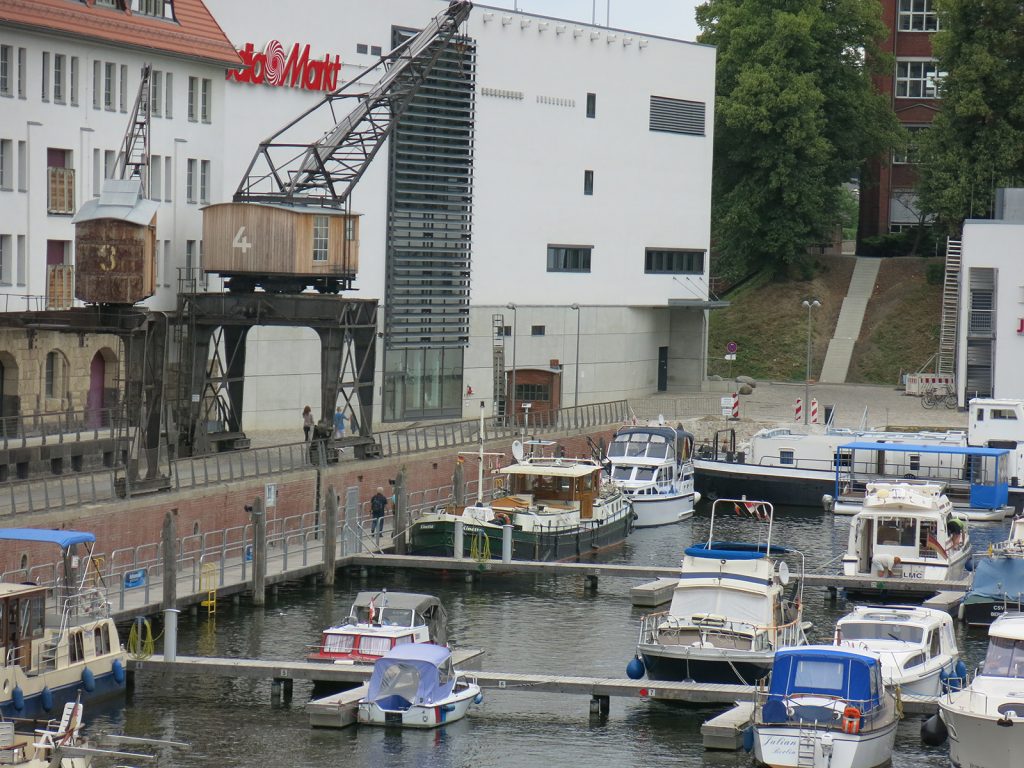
[895, 59, 940, 99]
[383, 347, 464, 421]
[544, 245, 707, 275]
[897, 0, 938, 32]
[547, 245, 592, 273]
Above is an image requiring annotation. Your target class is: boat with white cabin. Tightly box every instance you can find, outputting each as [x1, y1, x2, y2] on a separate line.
[753, 646, 899, 768]
[834, 605, 963, 696]
[631, 498, 809, 685]
[931, 612, 1024, 768]
[357, 643, 481, 728]
[606, 424, 698, 528]
[840, 482, 971, 594]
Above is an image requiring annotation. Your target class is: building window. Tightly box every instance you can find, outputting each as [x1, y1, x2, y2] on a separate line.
[135, 0, 174, 19]
[163, 240, 171, 287]
[547, 245, 592, 273]
[164, 156, 172, 201]
[0, 235, 10, 284]
[893, 125, 930, 165]
[119, 64, 128, 112]
[186, 158, 196, 202]
[356, 43, 368, 54]
[150, 154, 161, 201]
[47, 150, 75, 215]
[531, 325, 545, 336]
[104, 149, 116, 180]
[583, 169, 594, 196]
[53, 54, 66, 103]
[104, 62, 115, 110]
[92, 60, 101, 109]
[41, 52, 49, 101]
[345, 217, 355, 241]
[586, 92, 596, 118]
[151, 70, 162, 117]
[898, 0, 938, 31]
[16, 235, 25, 286]
[371, 45, 382, 56]
[69, 56, 78, 105]
[201, 78, 211, 122]
[187, 76, 197, 121]
[644, 248, 705, 274]
[44, 350, 68, 398]
[313, 215, 329, 261]
[185, 239, 196, 274]
[17, 141, 26, 191]
[896, 59, 939, 98]
[382, 348, 464, 421]
[200, 159, 210, 203]
[0, 45, 10, 97]
[165, 72, 173, 117]
[0, 140, 11, 190]
[16, 48, 25, 99]
[515, 383, 550, 402]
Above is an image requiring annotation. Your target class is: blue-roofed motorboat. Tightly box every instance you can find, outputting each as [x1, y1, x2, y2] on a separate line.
[631, 498, 809, 685]
[0, 529, 127, 718]
[357, 643, 481, 728]
[753, 646, 899, 768]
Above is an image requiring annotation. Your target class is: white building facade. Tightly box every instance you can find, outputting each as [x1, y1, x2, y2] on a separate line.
[1, 0, 716, 432]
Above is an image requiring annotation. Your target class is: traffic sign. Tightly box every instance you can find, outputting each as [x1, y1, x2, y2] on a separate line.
[726, 341, 738, 354]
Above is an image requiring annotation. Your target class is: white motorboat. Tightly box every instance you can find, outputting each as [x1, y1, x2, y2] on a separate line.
[840, 482, 971, 593]
[834, 605, 963, 696]
[931, 613, 1024, 768]
[631, 498, 809, 685]
[357, 643, 481, 728]
[606, 424, 698, 528]
[753, 646, 899, 768]
[991, 513, 1024, 558]
[307, 591, 448, 665]
[0, 529, 127, 719]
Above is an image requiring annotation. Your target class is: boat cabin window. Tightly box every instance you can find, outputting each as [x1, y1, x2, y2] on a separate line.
[324, 634, 356, 654]
[835, 450, 852, 469]
[635, 468, 655, 482]
[94, 624, 111, 655]
[377, 662, 422, 702]
[841, 622, 923, 643]
[929, 630, 941, 658]
[903, 652, 926, 670]
[611, 466, 632, 481]
[875, 516, 916, 547]
[991, 409, 1018, 420]
[359, 636, 392, 656]
[909, 455, 920, 472]
[393, 635, 413, 647]
[68, 630, 85, 664]
[779, 450, 794, 466]
[794, 659, 845, 692]
[982, 637, 1024, 678]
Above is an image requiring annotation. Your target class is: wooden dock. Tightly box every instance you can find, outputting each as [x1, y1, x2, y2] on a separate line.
[702, 702, 754, 750]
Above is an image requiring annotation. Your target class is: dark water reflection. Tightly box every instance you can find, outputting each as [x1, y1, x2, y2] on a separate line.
[89, 504, 1009, 767]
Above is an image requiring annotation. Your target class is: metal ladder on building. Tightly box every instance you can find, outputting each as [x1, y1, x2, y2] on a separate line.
[116, 64, 152, 193]
[796, 722, 818, 768]
[492, 313, 506, 419]
[936, 237, 961, 377]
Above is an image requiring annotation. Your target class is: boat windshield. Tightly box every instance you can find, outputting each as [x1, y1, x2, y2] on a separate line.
[612, 466, 633, 481]
[669, 587, 768, 628]
[375, 662, 422, 702]
[376, 608, 414, 627]
[841, 622, 923, 643]
[981, 636, 1024, 678]
[608, 433, 672, 460]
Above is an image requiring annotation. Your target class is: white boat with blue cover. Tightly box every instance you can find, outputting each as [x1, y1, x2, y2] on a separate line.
[357, 643, 481, 728]
[0, 529, 127, 719]
[632, 498, 809, 685]
[753, 646, 899, 768]
[606, 424, 698, 528]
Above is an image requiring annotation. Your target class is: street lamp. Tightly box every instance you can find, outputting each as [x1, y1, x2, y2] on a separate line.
[569, 304, 581, 412]
[802, 299, 821, 425]
[506, 303, 517, 426]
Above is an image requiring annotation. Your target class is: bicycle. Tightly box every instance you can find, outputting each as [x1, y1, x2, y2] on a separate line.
[921, 385, 957, 409]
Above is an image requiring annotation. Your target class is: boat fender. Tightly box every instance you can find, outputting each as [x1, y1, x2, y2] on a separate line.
[82, 667, 96, 692]
[41, 686, 53, 712]
[965, 557, 975, 573]
[11, 686, 23, 712]
[112, 658, 126, 685]
[955, 660, 967, 681]
[474, 692, 483, 705]
[921, 713, 948, 745]
[741, 726, 754, 753]
[841, 705, 861, 734]
[626, 656, 646, 680]
[441, 704, 457, 713]
[997, 714, 1015, 727]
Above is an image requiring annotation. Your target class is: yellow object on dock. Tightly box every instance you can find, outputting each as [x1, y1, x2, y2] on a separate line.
[199, 562, 218, 616]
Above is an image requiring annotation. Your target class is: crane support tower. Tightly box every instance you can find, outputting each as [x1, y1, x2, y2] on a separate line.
[201, 0, 473, 295]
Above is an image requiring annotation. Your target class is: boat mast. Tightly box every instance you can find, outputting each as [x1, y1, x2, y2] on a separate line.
[477, 401, 485, 505]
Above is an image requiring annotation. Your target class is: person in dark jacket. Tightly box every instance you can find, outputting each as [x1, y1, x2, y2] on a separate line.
[370, 487, 389, 542]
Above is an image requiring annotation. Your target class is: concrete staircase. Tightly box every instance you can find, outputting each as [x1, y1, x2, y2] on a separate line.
[819, 257, 881, 383]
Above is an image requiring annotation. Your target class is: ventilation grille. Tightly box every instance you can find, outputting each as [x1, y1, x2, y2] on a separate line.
[649, 96, 705, 136]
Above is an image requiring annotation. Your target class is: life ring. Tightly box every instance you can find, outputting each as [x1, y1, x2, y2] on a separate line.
[841, 705, 861, 734]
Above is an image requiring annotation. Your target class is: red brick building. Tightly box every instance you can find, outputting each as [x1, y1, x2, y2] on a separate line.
[859, 0, 940, 240]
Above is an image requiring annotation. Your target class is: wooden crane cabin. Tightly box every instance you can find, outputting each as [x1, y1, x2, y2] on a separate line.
[202, 203, 360, 293]
[71, 179, 158, 305]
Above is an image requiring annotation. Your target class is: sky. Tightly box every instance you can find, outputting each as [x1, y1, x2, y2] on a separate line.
[479, 1, 704, 42]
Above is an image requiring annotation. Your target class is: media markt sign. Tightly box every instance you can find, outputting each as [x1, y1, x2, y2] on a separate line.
[227, 41, 343, 92]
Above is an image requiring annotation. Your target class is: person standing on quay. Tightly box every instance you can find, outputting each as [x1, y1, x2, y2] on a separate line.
[370, 486, 389, 544]
[302, 405, 314, 441]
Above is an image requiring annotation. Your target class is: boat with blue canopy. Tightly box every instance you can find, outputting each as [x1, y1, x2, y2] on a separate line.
[962, 557, 1024, 626]
[0, 528, 127, 718]
[753, 646, 899, 768]
[357, 643, 481, 728]
[630, 498, 809, 685]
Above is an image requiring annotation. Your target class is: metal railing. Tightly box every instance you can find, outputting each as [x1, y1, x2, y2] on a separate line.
[170, 440, 321, 490]
[0, 467, 119, 516]
[0, 293, 48, 313]
[0, 407, 122, 448]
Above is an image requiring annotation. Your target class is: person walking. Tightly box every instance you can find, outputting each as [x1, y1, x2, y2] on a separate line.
[370, 486, 389, 544]
[333, 407, 346, 439]
[302, 405, 314, 442]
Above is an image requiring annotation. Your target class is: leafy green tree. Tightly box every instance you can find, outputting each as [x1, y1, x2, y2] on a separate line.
[916, 0, 1024, 233]
[697, 0, 899, 278]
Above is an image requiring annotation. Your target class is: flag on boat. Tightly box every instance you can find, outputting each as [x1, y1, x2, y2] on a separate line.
[926, 533, 948, 559]
[368, 596, 377, 623]
[733, 501, 767, 520]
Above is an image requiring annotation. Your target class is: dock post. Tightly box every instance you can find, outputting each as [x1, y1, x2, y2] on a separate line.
[393, 470, 408, 555]
[589, 695, 610, 716]
[827, 586, 838, 605]
[453, 462, 465, 506]
[163, 608, 180, 662]
[454, 520, 464, 560]
[161, 509, 177, 613]
[252, 497, 267, 606]
[584, 573, 598, 591]
[465, 572, 475, 584]
[502, 524, 513, 563]
[324, 486, 338, 585]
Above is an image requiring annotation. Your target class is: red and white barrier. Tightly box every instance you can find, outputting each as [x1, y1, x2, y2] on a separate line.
[905, 374, 954, 396]
[810, 399, 818, 424]
[731, 392, 740, 419]
[794, 398, 803, 422]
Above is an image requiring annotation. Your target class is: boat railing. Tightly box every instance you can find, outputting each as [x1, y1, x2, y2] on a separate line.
[640, 612, 765, 649]
[753, 688, 894, 731]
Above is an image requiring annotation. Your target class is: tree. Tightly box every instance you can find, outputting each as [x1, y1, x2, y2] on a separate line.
[916, 0, 1024, 233]
[697, 0, 899, 278]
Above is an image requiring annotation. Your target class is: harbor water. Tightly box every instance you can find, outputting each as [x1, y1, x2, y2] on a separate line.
[95, 504, 1008, 767]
